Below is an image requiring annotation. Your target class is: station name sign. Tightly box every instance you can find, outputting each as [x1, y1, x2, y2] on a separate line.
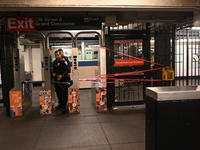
[7, 17, 101, 31]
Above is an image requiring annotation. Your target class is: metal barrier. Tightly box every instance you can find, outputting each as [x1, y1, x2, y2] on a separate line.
[22, 80, 74, 115]
[22, 81, 44, 100]
[9, 31, 45, 117]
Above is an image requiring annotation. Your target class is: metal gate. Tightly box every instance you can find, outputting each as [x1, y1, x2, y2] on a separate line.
[151, 26, 200, 87]
[151, 25, 176, 87]
[105, 23, 151, 107]
[175, 29, 200, 86]
[113, 40, 145, 105]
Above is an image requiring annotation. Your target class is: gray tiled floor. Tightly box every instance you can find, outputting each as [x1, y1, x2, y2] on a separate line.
[0, 87, 145, 150]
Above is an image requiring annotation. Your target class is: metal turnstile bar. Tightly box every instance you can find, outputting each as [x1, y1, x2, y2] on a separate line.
[22, 81, 44, 84]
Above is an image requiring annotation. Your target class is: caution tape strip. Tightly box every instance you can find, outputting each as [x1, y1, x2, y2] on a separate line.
[79, 47, 168, 83]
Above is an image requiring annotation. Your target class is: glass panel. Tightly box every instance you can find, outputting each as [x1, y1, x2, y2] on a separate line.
[84, 41, 100, 60]
[114, 40, 143, 60]
[85, 48, 93, 60]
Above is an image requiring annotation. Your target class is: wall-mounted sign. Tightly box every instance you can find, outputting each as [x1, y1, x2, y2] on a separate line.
[7, 17, 102, 31]
[114, 59, 144, 66]
[7, 17, 36, 31]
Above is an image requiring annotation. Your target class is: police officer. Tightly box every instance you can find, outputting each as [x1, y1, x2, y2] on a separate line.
[52, 50, 70, 113]
[58, 49, 70, 68]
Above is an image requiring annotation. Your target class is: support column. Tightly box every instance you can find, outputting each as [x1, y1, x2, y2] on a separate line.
[0, 25, 15, 116]
[171, 24, 176, 86]
[105, 27, 115, 109]
[154, 26, 171, 87]
[143, 23, 151, 98]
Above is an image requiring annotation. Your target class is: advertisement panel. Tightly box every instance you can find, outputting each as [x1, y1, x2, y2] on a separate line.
[68, 88, 80, 113]
[9, 91, 22, 117]
[39, 90, 53, 115]
[95, 87, 107, 111]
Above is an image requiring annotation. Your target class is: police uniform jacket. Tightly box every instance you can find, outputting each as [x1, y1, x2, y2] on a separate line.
[62, 56, 71, 68]
[52, 58, 70, 82]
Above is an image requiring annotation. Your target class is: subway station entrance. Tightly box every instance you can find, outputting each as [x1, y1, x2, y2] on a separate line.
[1, 2, 200, 150]
[1, 16, 105, 116]
[0, 9, 199, 116]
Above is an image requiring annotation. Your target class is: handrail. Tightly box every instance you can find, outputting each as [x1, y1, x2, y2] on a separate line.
[74, 31, 102, 47]
[45, 32, 75, 48]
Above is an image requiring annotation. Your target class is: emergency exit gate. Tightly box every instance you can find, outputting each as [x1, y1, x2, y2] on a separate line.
[105, 23, 151, 107]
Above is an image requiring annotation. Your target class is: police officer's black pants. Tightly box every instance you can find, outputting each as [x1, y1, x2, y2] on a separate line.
[55, 84, 68, 109]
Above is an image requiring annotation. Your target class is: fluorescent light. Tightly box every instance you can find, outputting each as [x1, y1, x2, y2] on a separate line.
[191, 27, 200, 30]
[178, 39, 200, 42]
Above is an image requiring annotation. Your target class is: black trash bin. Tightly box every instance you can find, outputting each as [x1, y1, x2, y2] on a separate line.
[146, 86, 200, 150]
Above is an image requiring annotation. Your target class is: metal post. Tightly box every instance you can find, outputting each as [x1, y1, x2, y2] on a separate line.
[186, 29, 189, 86]
[172, 24, 176, 86]
[143, 23, 151, 97]
[105, 27, 115, 109]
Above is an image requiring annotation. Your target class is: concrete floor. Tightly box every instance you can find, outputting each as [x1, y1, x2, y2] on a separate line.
[0, 87, 145, 150]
